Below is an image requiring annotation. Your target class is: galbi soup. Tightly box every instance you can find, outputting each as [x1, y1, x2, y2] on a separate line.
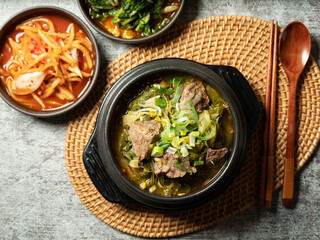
[116, 73, 234, 196]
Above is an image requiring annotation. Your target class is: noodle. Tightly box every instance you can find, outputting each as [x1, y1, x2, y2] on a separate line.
[0, 15, 94, 110]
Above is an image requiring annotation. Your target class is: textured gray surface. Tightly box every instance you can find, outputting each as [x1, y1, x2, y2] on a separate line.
[0, 0, 320, 239]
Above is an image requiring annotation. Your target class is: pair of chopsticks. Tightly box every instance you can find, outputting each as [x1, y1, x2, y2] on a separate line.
[258, 20, 278, 208]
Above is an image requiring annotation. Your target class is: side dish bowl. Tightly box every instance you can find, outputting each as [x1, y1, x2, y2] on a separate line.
[83, 58, 260, 210]
[0, 6, 100, 117]
[77, 0, 185, 44]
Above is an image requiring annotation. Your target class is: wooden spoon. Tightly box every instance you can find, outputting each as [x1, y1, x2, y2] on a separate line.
[279, 21, 311, 207]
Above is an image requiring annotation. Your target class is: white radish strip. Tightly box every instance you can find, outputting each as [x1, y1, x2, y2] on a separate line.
[31, 92, 45, 108]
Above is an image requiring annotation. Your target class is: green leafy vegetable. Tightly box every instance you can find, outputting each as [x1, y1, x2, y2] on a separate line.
[88, 0, 177, 37]
[198, 121, 217, 141]
[88, 0, 120, 19]
[151, 86, 174, 96]
[206, 85, 224, 107]
[172, 85, 183, 107]
[188, 101, 199, 126]
[88, 0, 119, 10]
[155, 97, 167, 108]
[172, 76, 182, 89]
[159, 143, 171, 150]
[154, 18, 169, 32]
[152, 0, 165, 20]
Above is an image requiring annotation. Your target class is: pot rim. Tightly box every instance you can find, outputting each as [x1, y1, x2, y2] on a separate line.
[96, 58, 247, 208]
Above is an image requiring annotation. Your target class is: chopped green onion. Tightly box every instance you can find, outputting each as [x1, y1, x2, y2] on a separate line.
[193, 161, 204, 166]
[174, 116, 189, 126]
[167, 147, 177, 154]
[172, 85, 183, 107]
[186, 144, 192, 149]
[172, 136, 187, 149]
[189, 134, 196, 147]
[190, 131, 200, 137]
[181, 146, 189, 157]
[151, 146, 164, 157]
[155, 97, 167, 108]
[175, 160, 188, 172]
[188, 101, 199, 126]
[171, 111, 190, 127]
[173, 76, 182, 89]
[160, 143, 171, 150]
[160, 126, 177, 141]
[180, 129, 186, 136]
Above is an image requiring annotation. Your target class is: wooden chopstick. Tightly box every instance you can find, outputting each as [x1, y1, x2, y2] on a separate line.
[265, 21, 278, 208]
[258, 20, 274, 206]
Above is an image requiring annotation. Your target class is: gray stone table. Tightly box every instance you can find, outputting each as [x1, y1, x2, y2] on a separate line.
[1, 0, 319, 239]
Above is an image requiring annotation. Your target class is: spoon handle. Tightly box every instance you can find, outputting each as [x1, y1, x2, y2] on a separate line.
[282, 79, 298, 207]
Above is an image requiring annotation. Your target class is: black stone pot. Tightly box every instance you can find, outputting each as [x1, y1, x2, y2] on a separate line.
[83, 58, 260, 210]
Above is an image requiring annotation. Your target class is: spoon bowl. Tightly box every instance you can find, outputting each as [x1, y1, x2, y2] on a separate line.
[279, 21, 311, 207]
[279, 22, 311, 75]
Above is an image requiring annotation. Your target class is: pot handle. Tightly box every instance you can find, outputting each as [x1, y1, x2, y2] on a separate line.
[82, 128, 137, 204]
[204, 65, 261, 137]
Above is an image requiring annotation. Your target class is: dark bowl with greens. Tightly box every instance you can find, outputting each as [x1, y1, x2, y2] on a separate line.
[78, 0, 185, 44]
[83, 58, 260, 210]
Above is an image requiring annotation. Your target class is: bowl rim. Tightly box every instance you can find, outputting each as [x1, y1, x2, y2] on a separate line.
[95, 58, 248, 209]
[77, 0, 185, 44]
[0, 5, 100, 118]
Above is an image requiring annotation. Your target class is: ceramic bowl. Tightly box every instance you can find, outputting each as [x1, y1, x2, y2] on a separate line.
[77, 0, 185, 44]
[0, 6, 100, 117]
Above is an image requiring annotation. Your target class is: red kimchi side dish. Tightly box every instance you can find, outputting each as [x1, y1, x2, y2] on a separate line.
[0, 14, 95, 111]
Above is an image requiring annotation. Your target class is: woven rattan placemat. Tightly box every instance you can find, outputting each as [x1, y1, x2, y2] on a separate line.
[65, 16, 320, 238]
